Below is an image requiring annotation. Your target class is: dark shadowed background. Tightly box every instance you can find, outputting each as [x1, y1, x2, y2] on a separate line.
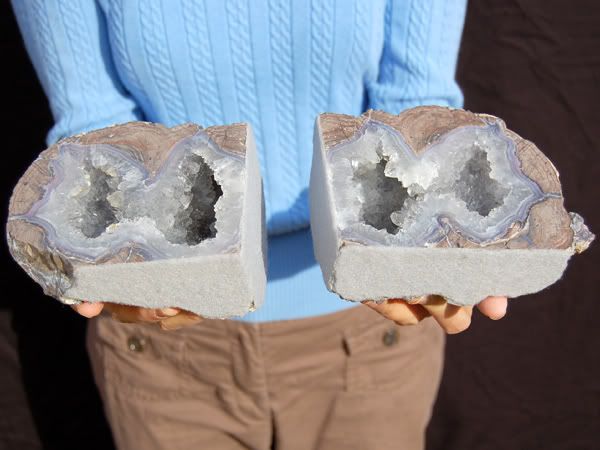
[427, 1, 600, 449]
[1, 2, 115, 449]
[1, 1, 598, 449]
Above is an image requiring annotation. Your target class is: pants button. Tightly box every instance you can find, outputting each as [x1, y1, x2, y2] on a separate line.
[127, 336, 146, 352]
[382, 327, 399, 346]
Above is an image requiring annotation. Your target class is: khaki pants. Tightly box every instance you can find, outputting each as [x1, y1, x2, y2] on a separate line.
[87, 306, 444, 450]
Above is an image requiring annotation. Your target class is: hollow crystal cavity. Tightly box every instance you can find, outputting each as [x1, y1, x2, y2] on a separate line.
[327, 120, 549, 246]
[16, 131, 245, 261]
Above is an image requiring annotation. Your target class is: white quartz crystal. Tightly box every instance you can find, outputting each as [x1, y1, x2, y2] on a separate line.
[7, 123, 267, 318]
[22, 131, 244, 261]
[328, 120, 548, 246]
[310, 110, 592, 306]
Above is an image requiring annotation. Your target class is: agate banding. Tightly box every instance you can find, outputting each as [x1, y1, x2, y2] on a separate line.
[310, 107, 594, 305]
[7, 122, 266, 318]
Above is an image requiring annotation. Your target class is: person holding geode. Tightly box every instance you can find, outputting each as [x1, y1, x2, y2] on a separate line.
[11, 0, 508, 449]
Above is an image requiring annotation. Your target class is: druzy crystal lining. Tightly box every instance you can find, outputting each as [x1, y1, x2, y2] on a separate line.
[14, 131, 245, 261]
[327, 120, 552, 246]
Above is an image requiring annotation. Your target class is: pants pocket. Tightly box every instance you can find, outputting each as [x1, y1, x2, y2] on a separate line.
[343, 314, 444, 392]
[316, 317, 445, 449]
[86, 314, 189, 399]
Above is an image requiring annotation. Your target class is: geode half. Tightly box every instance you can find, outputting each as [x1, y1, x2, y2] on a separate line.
[310, 107, 594, 306]
[7, 122, 266, 318]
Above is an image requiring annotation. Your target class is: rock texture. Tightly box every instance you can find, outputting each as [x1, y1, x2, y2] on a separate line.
[310, 107, 594, 305]
[7, 122, 266, 318]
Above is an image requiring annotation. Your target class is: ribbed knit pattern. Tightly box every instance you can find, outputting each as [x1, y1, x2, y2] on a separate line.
[269, 0, 303, 228]
[140, 0, 187, 124]
[309, 0, 334, 124]
[226, 0, 271, 216]
[106, 0, 152, 115]
[12, 0, 466, 322]
[30, 1, 69, 124]
[181, 0, 223, 126]
[58, 1, 96, 120]
[402, 0, 431, 100]
[342, 0, 369, 114]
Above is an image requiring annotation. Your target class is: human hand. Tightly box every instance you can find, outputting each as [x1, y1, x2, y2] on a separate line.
[363, 295, 508, 334]
[71, 302, 203, 331]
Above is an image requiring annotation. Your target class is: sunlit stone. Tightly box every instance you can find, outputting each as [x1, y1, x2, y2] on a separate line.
[310, 107, 594, 306]
[329, 120, 548, 246]
[7, 122, 266, 318]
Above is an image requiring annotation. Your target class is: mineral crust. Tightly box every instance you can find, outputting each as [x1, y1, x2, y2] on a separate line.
[7, 122, 266, 318]
[310, 107, 594, 306]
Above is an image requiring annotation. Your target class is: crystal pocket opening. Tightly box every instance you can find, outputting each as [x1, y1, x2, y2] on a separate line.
[328, 120, 548, 246]
[12, 130, 246, 261]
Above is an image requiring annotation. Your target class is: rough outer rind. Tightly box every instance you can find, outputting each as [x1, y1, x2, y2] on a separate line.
[310, 107, 593, 305]
[7, 122, 266, 318]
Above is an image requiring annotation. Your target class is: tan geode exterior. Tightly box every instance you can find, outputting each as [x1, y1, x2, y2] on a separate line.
[318, 106, 574, 251]
[7, 121, 249, 300]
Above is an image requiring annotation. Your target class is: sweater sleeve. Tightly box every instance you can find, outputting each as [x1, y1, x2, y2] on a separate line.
[367, 0, 467, 114]
[11, 0, 142, 146]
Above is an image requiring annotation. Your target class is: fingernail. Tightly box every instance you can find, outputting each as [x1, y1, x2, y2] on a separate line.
[156, 308, 179, 318]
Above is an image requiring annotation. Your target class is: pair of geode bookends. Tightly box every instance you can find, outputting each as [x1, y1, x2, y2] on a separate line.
[7, 107, 594, 319]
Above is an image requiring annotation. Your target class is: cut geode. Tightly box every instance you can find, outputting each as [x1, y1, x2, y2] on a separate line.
[7, 122, 266, 318]
[310, 107, 594, 306]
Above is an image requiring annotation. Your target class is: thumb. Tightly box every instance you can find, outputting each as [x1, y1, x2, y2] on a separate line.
[72, 301, 105, 318]
[476, 296, 508, 320]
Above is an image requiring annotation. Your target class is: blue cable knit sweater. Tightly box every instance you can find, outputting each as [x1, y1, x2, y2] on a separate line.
[12, 0, 466, 322]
